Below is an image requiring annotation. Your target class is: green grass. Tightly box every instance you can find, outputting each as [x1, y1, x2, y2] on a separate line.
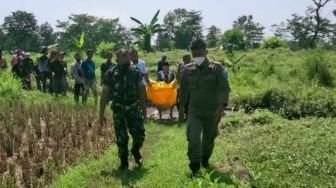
[50, 121, 247, 188]
[50, 111, 336, 188]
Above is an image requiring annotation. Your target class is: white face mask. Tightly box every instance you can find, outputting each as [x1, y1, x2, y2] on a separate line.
[193, 57, 205, 66]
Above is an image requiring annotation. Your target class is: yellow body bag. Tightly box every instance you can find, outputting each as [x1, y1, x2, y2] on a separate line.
[147, 79, 177, 109]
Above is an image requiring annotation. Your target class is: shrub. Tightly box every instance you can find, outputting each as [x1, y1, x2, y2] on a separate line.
[306, 49, 333, 87]
[0, 70, 22, 98]
[96, 42, 116, 58]
[261, 36, 287, 50]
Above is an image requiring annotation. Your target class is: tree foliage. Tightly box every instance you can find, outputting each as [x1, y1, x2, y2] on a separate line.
[233, 15, 264, 48]
[163, 9, 203, 49]
[206, 25, 222, 48]
[56, 14, 130, 51]
[221, 28, 246, 53]
[130, 10, 162, 52]
[2, 10, 39, 51]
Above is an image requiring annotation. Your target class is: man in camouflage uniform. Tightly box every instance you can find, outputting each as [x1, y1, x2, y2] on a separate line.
[99, 49, 147, 170]
[179, 39, 230, 176]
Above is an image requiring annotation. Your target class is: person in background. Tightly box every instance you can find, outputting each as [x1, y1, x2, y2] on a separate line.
[130, 49, 150, 85]
[19, 52, 34, 90]
[60, 52, 68, 96]
[11, 50, 21, 75]
[38, 47, 50, 92]
[100, 51, 116, 85]
[81, 49, 98, 106]
[0, 50, 7, 70]
[157, 62, 175, 119]
[50, 52, 66, 97]
[157, 54, 168, 73]
[47, 51, 57, 93]
[177, 53, 192, 121]
[71, 52, 85, 103]
[33, 57, 41, 90]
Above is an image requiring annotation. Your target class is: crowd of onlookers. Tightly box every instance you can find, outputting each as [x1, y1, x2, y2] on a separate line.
[0, 47, 192, 119]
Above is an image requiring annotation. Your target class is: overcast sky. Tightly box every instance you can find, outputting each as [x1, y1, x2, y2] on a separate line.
[1, 0, 335, 35]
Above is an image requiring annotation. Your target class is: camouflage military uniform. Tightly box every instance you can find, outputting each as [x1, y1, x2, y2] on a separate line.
[103, 64, 146, 161]
[180, 60, 230, 167]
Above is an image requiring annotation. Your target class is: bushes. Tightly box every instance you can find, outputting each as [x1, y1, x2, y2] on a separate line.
[230, 87, 336, 119]
[261, 36, 287, 50]
[0, 70, 22, 98]
[305, 49, 334, 87]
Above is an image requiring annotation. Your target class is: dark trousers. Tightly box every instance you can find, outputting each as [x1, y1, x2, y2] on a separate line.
[35, 75, 42, 91]
[186, 112, 219, 164]
[113, 104, 145, 160]
[40, 72, 50, 93]
[74, 83, 85, 103]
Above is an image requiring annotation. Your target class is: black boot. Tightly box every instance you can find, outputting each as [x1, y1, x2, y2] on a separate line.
[131, 148, 143, 167]
[202, 157, 210, 169]
[189, 162, 201, 177]
[119, 157, 129, 170]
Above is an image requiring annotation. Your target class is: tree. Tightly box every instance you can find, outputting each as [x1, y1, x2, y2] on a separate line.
[221, 28, 246, 53]
[38, 22, 55, 47]
[93, 18, 131, 48]
[163, 9, 203, 49]
[233, 15, 264, 48]
[206, 25, 222, 48]
[2, 10, 39, 51]
[57, 14, 130, 51]
[130, 10, 162, 52]
[272, 13, 333, 49]
[0, 28, 5, 50]
[308, 0, 332, 48]
[155, 26, 174, 51]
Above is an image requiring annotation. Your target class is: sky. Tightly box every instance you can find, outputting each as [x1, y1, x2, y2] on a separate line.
[0, 0, 335, 35]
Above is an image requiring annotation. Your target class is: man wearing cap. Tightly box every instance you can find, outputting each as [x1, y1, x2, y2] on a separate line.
[100, 49, 147, 170]
[179, 39, 230, 176]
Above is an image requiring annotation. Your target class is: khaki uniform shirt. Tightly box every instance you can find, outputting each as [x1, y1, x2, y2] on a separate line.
[179, 60, 230, 117]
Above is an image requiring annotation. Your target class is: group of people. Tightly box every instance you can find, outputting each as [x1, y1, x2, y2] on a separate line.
[99, 39, 230, 177]
[1, 38, 231, 177]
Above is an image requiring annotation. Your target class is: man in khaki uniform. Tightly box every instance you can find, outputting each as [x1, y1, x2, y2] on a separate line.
[179, 39, 230, 176]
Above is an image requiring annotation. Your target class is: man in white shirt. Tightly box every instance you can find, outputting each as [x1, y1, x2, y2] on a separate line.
[130, 50, 150, 85]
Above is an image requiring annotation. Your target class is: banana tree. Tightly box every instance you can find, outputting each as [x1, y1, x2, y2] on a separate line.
[130, 10, 162, 52]
[73, 32, 85, 52]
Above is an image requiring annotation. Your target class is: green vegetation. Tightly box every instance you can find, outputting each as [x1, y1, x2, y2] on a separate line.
[1, 47, 336, 187]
